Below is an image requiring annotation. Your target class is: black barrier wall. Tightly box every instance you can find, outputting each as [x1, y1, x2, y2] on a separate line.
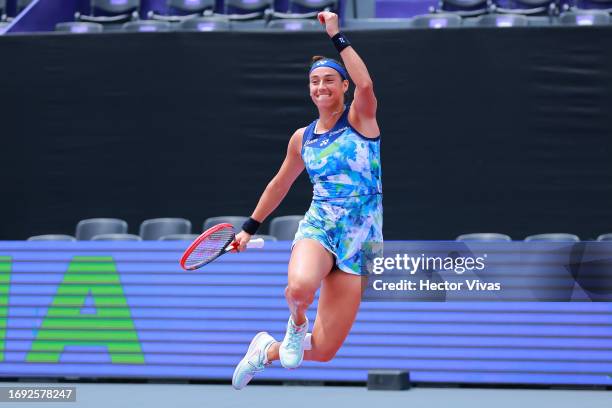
[1, 28, 612, 240]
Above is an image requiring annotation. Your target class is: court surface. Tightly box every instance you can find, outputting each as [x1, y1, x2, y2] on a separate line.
[1, 382, 610, 408]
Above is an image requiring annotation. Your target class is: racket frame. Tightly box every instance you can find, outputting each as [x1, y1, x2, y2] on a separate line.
[180, 223, 236, 271]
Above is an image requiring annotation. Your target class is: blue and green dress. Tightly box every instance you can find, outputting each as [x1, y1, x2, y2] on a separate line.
[292, 104, 383, 275]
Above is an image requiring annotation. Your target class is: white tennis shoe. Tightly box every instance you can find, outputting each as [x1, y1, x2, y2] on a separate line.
[232, 332, 276, 390]
[279, 316, 309, 369]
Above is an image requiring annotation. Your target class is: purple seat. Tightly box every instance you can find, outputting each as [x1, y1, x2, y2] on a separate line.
[559, 9, 610, 24]
[272, 0, 337, 19]
[76, 0, 140, 24]
[223, 0, 274, 20]
[567, 0, 612, 12]
[492, 0, 557, 15]
[411, 12, 462, 28]
[148, 0, 215, 22]
[55, 21, 105, 33]
[438, 0, 488, 16]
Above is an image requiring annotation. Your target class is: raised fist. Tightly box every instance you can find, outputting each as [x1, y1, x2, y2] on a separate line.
[317, 11, 340, 37]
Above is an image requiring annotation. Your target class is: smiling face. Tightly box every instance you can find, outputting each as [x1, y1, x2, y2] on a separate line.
[309, 67, 349, 109]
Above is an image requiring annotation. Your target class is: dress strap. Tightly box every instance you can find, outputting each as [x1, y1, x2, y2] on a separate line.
[336, 103, 351, 128]
[301, 120, 317, 150]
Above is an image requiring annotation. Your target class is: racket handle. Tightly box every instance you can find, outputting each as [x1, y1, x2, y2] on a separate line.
[247, 238, 265, 249]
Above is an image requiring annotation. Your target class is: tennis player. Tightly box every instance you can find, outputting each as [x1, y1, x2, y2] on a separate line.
[232, 11, 382, 390]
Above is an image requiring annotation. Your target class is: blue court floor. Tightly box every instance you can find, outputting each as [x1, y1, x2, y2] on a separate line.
[0, 382, 610, 408]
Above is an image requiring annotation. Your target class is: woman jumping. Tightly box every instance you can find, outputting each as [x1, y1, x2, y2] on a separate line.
[232, 11, 382, 390]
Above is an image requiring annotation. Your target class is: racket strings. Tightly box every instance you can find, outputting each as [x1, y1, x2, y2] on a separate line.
[184, 227, 235, 269]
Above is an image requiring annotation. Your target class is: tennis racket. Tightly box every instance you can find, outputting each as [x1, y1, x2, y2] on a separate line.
[179, 223, 265, 271]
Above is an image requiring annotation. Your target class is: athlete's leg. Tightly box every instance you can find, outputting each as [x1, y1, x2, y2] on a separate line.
[234, 238, 333, 386]
[286, 238, 334, 325]
[304, 269, 365, 362]
[266, 238, 333, 362]
[268, 268, 365, 363]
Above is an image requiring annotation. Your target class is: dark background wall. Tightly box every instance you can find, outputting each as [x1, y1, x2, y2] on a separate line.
[1, 28, 612, 240]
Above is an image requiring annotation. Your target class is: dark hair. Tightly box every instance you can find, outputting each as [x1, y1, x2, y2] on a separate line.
[309, 55, 346, 72]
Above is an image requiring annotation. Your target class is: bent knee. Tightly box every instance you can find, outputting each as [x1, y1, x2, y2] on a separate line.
[285, 282, 316, 304]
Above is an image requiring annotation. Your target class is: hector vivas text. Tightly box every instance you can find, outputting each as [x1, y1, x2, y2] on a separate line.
[370, 253, 501, 292]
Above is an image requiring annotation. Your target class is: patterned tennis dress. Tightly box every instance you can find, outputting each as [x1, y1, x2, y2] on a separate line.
[292, 104, 383, 275]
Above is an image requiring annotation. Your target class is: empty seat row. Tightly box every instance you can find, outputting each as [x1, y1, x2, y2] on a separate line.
[456, 233, 612, 241]
[436, 0, 612, 17]
[27, 215, 304, 242]
[438, 10, 610, 26]
[59, 0, 336, 28]
[54, 10, 612, 34]
[28, 226, 612, 242]
[55, 17, 325, 33]
[346, 11, 610, 30]
[65, 0, 612, 25]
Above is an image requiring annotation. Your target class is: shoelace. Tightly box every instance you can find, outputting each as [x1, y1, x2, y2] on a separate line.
[286, 324, 305, 351]
[247, 360, 265, 373]
[247, 349, 266, 372]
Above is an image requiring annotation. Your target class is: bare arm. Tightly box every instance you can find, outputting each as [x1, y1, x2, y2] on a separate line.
[319, 12, 379, 135]
[235, 128, 306, 249]
[250, 128, 305, 222]
[341, 46, 377, 120]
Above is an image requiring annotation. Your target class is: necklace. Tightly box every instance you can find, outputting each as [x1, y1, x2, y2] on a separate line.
[315, 105, 345, 134]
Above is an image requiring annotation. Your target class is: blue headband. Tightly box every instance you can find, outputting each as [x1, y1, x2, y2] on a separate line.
[309, 59, 348, 81]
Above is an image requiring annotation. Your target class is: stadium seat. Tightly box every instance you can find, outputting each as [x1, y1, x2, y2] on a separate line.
[272, 0, 338, 19]
[230, 19, 268, 29]
[76, 0, 140, 24]
[411, 13, 462, 28]
[524, 233, 580, 242]
[477, 13, 528, 26]
[122, 20, 172, 31]
[266, 18, 322, 30]
[203, 216, 248, 232]
[91, 233, 142, 241]
[55, 22, 104, 33]
[159, 234, 199, 241]
[76, 218, 129, 240]
[525, 15, 554, 25]
[343, 18, 412, 30]
[559, 10, 610, 25]
[27, 234, 76, 241]
[289, 0, 337, 13]
[570, 0, 612, 12]
[269, 215, 302, 240]
[223, 0, 273, 21]
[522, 232, 581, 302]
[179, 16, 231, 31]
[437, 0, 488, 17]
[148, 0, 215, 22]
[139, 218, 192, 240]
[456, 233, 512, 241]
[574, 232, 612, 301]
[492, 0, 557, 15]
